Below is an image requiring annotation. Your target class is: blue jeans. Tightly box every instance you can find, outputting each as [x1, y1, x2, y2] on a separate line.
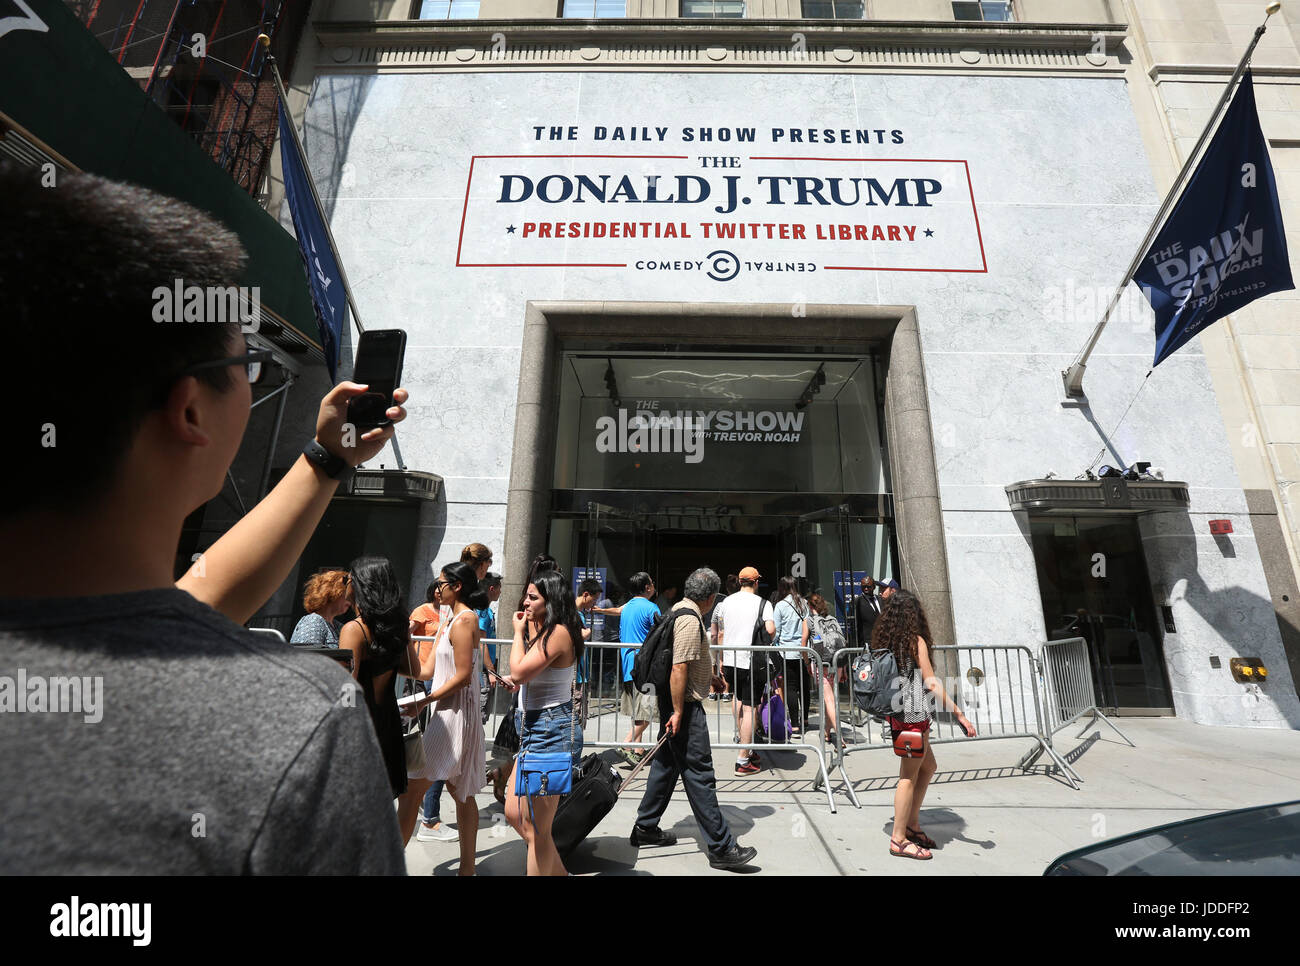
[516, 700, 583, 767]
[635, 700, 736, 857]
[421, 780, 444, 825]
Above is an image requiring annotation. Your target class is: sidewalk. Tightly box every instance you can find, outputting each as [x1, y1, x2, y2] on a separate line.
[402, 716, 1300, 875]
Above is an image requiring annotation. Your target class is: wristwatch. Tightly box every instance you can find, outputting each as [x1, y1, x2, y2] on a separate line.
[303, 438, 350, 479]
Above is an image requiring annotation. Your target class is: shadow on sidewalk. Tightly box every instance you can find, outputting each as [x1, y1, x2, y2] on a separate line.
[877, 807, 996, 851]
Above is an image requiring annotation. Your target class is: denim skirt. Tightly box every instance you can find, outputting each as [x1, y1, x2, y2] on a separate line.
[517, 699, 584, 766]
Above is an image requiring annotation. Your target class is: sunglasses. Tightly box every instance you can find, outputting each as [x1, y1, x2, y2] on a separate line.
[180, 345, 274, 385]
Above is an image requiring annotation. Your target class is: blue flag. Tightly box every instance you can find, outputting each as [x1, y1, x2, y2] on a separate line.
[278, 101, 346, 381]
[1134, 72, 1293, 368]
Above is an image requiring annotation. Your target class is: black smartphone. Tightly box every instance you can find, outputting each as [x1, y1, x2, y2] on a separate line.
[346, 329, 406, 430]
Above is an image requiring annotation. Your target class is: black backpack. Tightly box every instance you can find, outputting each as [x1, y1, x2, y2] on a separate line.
[631, 605, 704, 699]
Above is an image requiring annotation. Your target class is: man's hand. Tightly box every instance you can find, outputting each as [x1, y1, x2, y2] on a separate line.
[666, 711, 682, 736]
[316, 381, 409, 467]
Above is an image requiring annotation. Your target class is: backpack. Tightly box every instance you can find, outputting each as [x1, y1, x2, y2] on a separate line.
[631, 605, 704, 699]
[851, 648, 907, 719]
[809, 615, 848, 664]
[759, 683, 792, 744]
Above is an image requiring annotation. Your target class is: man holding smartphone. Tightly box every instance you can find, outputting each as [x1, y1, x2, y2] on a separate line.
[0, 163, 410, 874]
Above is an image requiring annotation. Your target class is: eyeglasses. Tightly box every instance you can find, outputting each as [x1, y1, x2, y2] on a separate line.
[179, 345, 274, 385]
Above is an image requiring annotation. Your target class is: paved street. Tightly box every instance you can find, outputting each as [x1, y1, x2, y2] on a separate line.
[404, 716, 1300, 875]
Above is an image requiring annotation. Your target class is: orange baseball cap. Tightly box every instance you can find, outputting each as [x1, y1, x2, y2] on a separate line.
[739, 566, 762, 581]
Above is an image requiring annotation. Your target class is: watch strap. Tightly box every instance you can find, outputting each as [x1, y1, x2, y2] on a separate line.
[303, 438, 348, 479]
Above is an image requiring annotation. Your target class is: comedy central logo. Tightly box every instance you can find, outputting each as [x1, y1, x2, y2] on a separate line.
[632, 250, 741, 282]
[631, 251, 816, 282]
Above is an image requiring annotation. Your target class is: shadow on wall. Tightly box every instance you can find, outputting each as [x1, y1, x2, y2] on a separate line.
[1147, 509, 1300, 729]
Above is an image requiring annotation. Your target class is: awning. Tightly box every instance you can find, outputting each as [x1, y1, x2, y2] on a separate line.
[339, 470, 443, 503]
[0, 0, 322, 364]
[1005, 478, 1191, 516]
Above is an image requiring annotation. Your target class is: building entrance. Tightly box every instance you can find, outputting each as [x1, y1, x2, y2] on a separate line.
[546, 344, 898, 638]
[1030, 515, 1175, 715]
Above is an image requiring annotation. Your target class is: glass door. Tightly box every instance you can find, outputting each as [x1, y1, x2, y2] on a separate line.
[784, 504, 853, 625]
[1030, 515, 1174, 714]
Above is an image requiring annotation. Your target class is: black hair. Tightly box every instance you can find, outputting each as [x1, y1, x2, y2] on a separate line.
[629, 572, 654, 596]
[523, 569, 585, 665]
[528, 553, 558, 580]
[577, 577, 603, 598]
[778, 576, 805, 614]
[516, 553, 561, 611]
[483, 572, 503, 590]
[0, 163, 249, 517]
[425, 580, 438, 604]
[441, 560, 490, 611]
[725, 574, 740, 595]
[347, 556, 410, 661]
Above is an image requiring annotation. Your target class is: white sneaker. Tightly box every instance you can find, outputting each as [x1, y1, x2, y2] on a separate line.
[416, 822, 458, 843]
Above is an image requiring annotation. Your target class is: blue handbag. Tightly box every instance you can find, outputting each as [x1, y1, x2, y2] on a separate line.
[514, 667, 577, 806]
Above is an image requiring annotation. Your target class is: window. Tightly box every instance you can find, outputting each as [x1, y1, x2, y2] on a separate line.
[562, 0, 627, 15]
[415, 0, 481, 18]
[682, 0, 745, 17]
[802, 0, 864, 17]
[952, 1, 1013, 21]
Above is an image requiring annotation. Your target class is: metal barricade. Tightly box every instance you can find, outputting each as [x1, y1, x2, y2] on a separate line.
[544, 641, 839, 812]
[829, 643, 1084, 807]
[411, 635, 839, 811]
[1039, 637, 1135, 747]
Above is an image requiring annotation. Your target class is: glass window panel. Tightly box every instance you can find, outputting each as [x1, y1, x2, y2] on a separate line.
[951, 1, 981, 19]
[717, 0, 745, 16]
[682, 0, 712, 15]
[981, 1, 1012, 20]
[595, 0, 626, 15]
[840, 0, 864, 17]
[803, 0, 834, 15]
[419, 0, 479, 16]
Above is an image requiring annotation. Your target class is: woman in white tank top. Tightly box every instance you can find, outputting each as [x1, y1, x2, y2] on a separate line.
[501, 570, 585, 876]
[400, 561, 487, 875]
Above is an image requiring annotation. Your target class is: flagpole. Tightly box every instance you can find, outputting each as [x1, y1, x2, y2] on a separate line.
[259, 35, 407, 471]
[1061, 1, 1281, 399]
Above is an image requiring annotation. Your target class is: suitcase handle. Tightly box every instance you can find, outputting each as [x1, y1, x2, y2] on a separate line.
[621, 732, 671, 788]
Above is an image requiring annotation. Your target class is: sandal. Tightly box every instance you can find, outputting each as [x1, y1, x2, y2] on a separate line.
[890, 838, 932, 860]
[906, 826, 937, 850]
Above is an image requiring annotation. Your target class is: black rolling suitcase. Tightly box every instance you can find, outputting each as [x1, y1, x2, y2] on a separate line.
[552, 733, 669, 859]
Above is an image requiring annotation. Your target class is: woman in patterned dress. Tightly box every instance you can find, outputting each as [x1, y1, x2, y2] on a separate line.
[873, 590, 976, 860]
[403, 561, 487, 875]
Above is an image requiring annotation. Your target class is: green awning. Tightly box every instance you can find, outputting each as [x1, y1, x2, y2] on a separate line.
[0, 0, 322, 359]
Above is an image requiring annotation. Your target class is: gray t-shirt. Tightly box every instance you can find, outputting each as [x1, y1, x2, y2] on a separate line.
[0, 588, 406, 874]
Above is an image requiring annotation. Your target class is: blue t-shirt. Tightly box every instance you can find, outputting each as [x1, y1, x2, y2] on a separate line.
[619, 596, 661, 682]
[476, 606, 497, 663]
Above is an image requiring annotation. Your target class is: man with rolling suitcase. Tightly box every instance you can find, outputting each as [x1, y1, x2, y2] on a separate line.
[630, 568, 758, 872]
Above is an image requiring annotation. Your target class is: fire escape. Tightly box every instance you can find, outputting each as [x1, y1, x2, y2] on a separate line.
[69, 0, 309, 199]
